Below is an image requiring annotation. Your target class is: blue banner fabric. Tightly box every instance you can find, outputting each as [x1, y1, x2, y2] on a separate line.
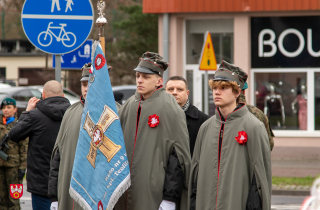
[70, 41, 130, 210]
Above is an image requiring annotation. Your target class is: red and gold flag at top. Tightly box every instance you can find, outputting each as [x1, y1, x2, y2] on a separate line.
[199, 31, 218, 71]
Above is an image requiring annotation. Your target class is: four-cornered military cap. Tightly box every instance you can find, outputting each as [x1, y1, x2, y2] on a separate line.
[134, 52, 169, 77]
[213, 60, 248, 90]
[1, 98, 16, 108]
[80, 63, 113, 82]
[80, 63, 91, 81]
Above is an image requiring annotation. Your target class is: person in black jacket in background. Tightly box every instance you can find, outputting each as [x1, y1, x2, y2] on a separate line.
[166, 76, 209, 157]
[7, 80, 70, 210]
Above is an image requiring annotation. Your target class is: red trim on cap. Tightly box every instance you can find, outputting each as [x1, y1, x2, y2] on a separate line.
[216, 69, 244, 84]
[143, 60, 165, 70]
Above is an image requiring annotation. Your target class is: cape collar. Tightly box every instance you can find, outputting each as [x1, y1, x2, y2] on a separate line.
[134, 86, 164, 102]
[80, 95, 85, 105]
[215, 103, 248, 122]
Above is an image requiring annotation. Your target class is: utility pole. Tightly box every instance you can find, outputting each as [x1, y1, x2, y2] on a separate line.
[2, 10, 4, 38]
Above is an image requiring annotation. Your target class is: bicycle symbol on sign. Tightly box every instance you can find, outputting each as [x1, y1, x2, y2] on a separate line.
[38, 22, 76, 47]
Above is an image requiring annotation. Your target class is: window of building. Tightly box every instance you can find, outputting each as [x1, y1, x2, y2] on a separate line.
[314, 73, 320, 130]
[254, 72, 307, 130]
[186, 19, 234, 64]
[0, 68, 5, 78]
[185, 19, 234, 113]
[186, 70, 194, 104]
[202, 74, 216, 116]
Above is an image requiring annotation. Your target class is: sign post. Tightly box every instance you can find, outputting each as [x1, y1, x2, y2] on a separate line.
[21, 0, 94, 82]
[55, 55, 61, 82]
[199, 31, 217, 115]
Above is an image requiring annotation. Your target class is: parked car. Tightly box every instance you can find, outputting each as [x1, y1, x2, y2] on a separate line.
[0, 80, 16, 86]
[0, 87, 42, 117]
[0, 83, 12, 89]
[112, 85, 136, 105]
[29, 85, 80, 105]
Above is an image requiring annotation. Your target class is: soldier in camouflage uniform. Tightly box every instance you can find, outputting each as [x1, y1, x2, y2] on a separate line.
[240, 83, 275, 150]
[0, 98, 28, 210]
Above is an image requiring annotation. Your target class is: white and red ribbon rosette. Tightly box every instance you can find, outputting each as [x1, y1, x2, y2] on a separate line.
[235, 131, 247, 145]
[148, 114, 160, 128]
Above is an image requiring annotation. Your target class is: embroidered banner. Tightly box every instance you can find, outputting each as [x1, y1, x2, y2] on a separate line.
[70, 41, 130, 210]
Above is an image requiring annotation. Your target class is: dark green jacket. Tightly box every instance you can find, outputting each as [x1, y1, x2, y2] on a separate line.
[115, 88, 191, 210]
[189, 105, 271, 210]
[0, 116, 28, 169]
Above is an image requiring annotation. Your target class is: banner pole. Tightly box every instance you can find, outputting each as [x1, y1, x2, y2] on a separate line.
[96, 0, 107, 56]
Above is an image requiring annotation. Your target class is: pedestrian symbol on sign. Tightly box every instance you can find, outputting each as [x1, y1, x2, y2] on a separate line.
[65, 0, 74, 12]
[51, 0, 61, 12]
[51, 0, 74, 13]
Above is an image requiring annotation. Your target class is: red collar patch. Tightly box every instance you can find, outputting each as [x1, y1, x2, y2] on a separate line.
[95, 54, 106, 70]
[235, 131, 247, 145]
[148, 114, 160, 128]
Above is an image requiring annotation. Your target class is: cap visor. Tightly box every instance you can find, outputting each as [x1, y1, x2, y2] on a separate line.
[80, 76, 89, 81]
[134, 66, 155, 74]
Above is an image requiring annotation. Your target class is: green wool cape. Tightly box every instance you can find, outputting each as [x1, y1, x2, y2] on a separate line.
[52, 101, 84, 210]
[115, 88, 191, 210]
[189, 105, 271, 210]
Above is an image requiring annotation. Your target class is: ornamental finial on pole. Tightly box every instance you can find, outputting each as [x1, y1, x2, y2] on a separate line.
[96, 0, 107, 54]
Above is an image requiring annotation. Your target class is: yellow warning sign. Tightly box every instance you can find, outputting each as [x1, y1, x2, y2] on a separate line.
[199, 32, 217, 71]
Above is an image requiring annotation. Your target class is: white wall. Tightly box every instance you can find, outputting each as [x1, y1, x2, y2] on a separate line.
[0, 56, 52, 79]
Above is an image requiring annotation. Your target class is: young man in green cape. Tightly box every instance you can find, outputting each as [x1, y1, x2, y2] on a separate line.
[115, 52, 191, 210]
[189, 61, 271, 210]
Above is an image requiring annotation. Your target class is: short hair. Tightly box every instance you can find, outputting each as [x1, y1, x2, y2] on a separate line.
[209, 80, 241, 103]
[165, 76, 188, 89]
[43, 80, 64, 97]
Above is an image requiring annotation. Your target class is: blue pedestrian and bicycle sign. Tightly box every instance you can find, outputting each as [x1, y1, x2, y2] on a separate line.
[21, 0, 94, 54]
[53, 39, 93, 69]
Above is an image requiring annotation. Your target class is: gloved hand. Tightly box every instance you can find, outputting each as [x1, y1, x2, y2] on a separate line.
[159, 200, 176, 210]
[18, 169, 26, 180]
[50, 201, 58, 210]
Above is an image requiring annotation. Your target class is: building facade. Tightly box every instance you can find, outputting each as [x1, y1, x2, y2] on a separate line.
[0, 39, 55, 86]
[144, 0, 320, 148]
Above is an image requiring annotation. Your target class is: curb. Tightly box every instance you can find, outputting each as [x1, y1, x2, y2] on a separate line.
[272, 189, 310, 196]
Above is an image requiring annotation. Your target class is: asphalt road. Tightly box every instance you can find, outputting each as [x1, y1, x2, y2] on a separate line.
[20, 185, 31, 210]
[19, 188, 308, 210]
[272, 195, 308, 210]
